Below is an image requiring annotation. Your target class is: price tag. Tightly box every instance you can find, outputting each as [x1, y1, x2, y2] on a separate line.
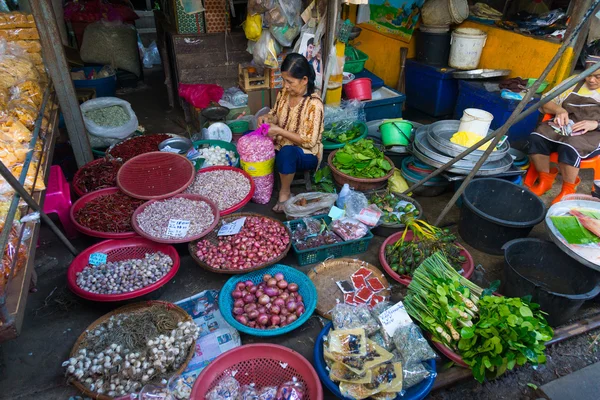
[89, 252, 107, 266]
[377, 301, 412, 337]
[328, 206, 345, 221]
[218, 217, 247, 236]
[166, 219, 191, 238]
[357, 207, 382, 227]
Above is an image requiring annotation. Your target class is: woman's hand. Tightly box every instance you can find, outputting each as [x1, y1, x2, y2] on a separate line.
[554, 108, 570, 127]
[267, 123, 284, 137]
[572, 120, 599, 134]
[257, 114, 277, 125]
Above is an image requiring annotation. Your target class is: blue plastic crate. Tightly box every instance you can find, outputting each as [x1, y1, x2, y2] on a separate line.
[405, 59, 458, 117]
[363, 86, 406, 121]
[454, 80, 541, 142]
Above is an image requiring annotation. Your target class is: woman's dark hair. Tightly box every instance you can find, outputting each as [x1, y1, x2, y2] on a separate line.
[281, 52, 316, 96]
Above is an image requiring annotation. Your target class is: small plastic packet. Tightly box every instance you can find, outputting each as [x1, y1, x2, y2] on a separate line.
[343, 190, 369, 218]
[338, 362, 403, 400]
[0, 117, 32, 143]
[402, 362, 435, 389]
[276, 377, 305, 400]
[257, 386, 277, 400]
[369, 331, 395, 352]
[332, 303, 380, 336]
[239, 384, 259, 400]
[392, 324, 437, 367]
[369, 301, 395, 350]
[302, 217, 323, 236]
[328, 328, 367, 356]
[7, 99, 37, 130]
[330, 217, 369, 241]
[206, 376, 240, 400]
[329, 362, 372, 384]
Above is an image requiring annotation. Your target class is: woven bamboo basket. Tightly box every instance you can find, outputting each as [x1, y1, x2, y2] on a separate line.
[68, 301, 195, 400]
[307, 258, 391, 318]
[188, 212, 291, 274]
[327, 150, 395, 191]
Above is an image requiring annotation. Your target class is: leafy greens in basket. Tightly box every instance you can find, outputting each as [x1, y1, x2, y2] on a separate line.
[332, 139, 392, 179]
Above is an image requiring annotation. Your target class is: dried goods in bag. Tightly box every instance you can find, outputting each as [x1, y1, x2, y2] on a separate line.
[80, 21, 140, 76]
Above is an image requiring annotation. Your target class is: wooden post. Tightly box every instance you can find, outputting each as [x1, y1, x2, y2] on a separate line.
[30, 0, 93, 168]
[567, 0, 599, 72]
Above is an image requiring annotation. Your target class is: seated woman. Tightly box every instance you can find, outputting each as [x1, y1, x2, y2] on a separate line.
[258, 53, 324, 212]
[528, 55, 600, 204]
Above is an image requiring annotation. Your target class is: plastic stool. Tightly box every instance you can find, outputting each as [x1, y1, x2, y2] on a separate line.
[524, 152, 600, 187]
[43, 165, 78, 239]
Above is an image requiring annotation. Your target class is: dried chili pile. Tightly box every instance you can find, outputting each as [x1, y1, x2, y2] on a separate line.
[75, 192, 145, 233]
[75, 159, 123, 194]
[108, 134, 171, 161]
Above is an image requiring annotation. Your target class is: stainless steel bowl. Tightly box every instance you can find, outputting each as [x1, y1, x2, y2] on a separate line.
[158, 136, 193, 155]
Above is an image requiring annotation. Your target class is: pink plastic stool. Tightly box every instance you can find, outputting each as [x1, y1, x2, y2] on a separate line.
[43, 165, 78, 239]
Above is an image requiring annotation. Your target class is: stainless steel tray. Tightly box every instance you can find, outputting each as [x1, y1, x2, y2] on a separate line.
[452, 69, 511, 79]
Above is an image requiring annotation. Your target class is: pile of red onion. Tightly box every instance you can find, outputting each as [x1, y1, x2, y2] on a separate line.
[195, 216, 290, 271]
[231, 273, 305, 329]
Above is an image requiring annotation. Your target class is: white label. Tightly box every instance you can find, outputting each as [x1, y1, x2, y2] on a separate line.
[357, 207, 381, 227]
[328, 206, 345, 220]
[89, 252, 107, 266]
[162, 145, 182, 154]
[166, 219, 191, 238]
[378, 301, 412, 337]
[218, 217, 246, 236]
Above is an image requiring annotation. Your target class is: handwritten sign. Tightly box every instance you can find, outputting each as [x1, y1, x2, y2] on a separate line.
[166, 219, 191, 238]
[378, 301, 412, 337]
[89, 252, 108, 266]
[218, 217, 246, 236]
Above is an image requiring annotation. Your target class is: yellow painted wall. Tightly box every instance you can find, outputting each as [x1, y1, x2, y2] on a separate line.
[351, 16, 573, 88]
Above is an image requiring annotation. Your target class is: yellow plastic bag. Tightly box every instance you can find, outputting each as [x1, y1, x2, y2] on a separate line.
[388, 168, 409, 194]
[243, 14, 262, 41]
[450, 131, 495, 151]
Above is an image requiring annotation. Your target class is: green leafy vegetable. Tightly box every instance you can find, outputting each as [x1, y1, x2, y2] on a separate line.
[313, 166, 336, 193]
[322, 123, 363, 143]
[550, 216, 600, 244]
[332, 139, 392, 178]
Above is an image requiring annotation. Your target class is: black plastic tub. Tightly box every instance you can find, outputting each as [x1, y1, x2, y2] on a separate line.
[502, 238, 600, 326]
[459, 178, 545, 255]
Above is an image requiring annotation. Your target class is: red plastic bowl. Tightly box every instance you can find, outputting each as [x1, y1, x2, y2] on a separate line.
[344, 77, 372, 101]
[72, 158, 123, 197]
[117, 151, 195, 200]
[379, 230, 474, 286]
[131, 194, 220, 244]
[429, 334, 469, 368]
[67, 237, 180, 302]
[70, 187, 140, 239]
[193, 166, 256, 216]
[191, 344, 323, 400]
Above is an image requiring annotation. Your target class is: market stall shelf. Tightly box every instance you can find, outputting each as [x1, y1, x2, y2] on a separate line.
[67, 238, 180, 302]
[314, 322, 437, 400]
[189, 212, 291, 274]
[191, 343, 323, 399]
[68, 301, 196, 400]
[218, 264, 317, 337]
[307, 258, 391, 319]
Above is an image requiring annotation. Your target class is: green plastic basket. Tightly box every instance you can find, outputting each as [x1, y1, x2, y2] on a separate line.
[192, 139, 240, 170]
[344, 46, 369, 74]
[285, 215, 374, 266]
[226, 120, 250, 134]
[526, 78, 549, 94]
[322, 122, 368, 150]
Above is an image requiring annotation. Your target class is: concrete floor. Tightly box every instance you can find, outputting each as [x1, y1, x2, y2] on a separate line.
[1, 68, 599, 399]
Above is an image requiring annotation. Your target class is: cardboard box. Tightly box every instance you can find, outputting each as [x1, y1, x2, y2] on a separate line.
[269, 88, 281, 108]
[247, 89, 271, 114]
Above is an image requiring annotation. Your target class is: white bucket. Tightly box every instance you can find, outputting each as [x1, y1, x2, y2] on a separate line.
[458, 108, 494, 137]
[449, 28, 487, 70]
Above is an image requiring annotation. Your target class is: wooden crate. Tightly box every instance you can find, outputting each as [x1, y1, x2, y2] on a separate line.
[239, 65, 270, 92]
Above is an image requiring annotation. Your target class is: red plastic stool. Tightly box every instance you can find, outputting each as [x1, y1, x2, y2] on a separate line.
[524, 152, 600, 187]
[43, 165, 78, 239]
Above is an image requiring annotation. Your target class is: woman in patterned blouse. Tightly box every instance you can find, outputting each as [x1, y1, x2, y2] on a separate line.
[258, 53, 324, 212]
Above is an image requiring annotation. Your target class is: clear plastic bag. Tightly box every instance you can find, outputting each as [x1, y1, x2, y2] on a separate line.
[141, 41, 161, 69]
[239, 384, 259, 400]
[392, 323, 437, 367]
[237, 124, 275, 204]
[248, 0, 275, 15]
[277, 0, 302, 26]
[283, 192, 338, 219]
[370, 301, 395, 351]
[330, 217, 369, 241]
[80, 97, 139, 139]
[222, 87, 248, 107]
[342, 189, 369, 218]
[324, 99, 366, 133]
[332, 303, 380, 336]
[276, 378, 305, 399]
[402, 362, 436, 389]
[80, 21, 141, 76]
[269, 16, 302, 47]
[258, 386, 277, 400]
[253, 31, 280, 68]
[206, 376, 240, 400]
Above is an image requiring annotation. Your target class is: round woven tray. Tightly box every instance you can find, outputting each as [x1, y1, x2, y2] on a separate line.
[69, 301, 196, 400]
[328, 150, 395, 191]
[306, 258, 391, 319]
[188, 212, 291, 274]
[73, 158, 123, 197]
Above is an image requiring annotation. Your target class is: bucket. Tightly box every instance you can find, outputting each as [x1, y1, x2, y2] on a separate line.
[459, 178, 545, 255]
[416, 26, 451, 67]
[458, 108, 494, 137]
[449, 28, 487, 70]
[502, 238, 600, 326]
[422, 0, 468, 26]
[380, 119, 413, 146]
[344, 78, 372, 101]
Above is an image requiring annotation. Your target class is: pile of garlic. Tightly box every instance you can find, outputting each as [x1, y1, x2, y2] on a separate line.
[199, 145, 237, 167]
[63, 319, 199, 397]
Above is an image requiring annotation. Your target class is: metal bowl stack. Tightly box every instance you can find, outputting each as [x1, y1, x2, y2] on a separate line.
[411, 120, 513, 175]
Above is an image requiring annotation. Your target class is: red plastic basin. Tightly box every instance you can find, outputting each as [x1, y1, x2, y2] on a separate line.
[344, 77, 372, 101]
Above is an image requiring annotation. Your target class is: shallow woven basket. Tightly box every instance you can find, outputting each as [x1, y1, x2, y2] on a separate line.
[307, 258, 391, 319]
[188, 212, 291, 274]
[328, 150, 395, 191]
[69, 301, 195, 400]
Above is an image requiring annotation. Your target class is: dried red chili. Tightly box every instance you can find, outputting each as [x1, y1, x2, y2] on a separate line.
[108, 134, 171, 161]
[75, 159, 123, 194]
[75, 192, 145, 233]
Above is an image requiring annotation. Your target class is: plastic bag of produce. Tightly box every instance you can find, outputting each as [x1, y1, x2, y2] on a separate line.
[330, 217, 369, 241]
[237, 124, 275, 204]
[401, 361, 436, 389]
[392, 320, 437, 367]
[253, 30, 280, 68]
[283, 192, 338, 219]
[332, 303, 380, 335]
[248, 0, 275, 15]
[323, 99, 366, 140]
[277, 0, 302, 26]
[80, 21, 140, 77]
[243, 13, 262, 41]
[178, 83, 224, 109]
[388, 168, 409, 194]
[80, 97, 139, 139]
[269, 15, 302, 47]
